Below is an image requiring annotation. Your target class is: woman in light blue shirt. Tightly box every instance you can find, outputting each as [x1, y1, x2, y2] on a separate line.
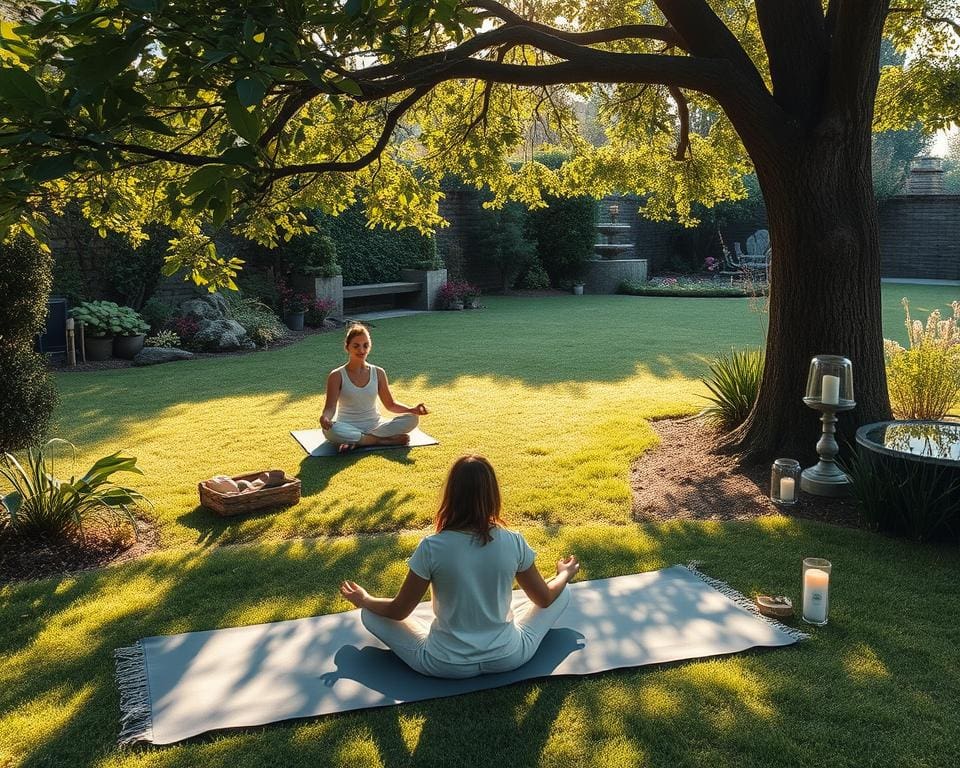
[340, 455, 579, 678]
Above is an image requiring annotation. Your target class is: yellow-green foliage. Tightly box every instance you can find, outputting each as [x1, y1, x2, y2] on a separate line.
[884, 298, 960, 419]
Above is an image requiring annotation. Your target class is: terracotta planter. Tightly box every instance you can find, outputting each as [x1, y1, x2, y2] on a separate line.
[284, 311, 305, 331]
[113, 334, 146, 360]
[85, 335, 114, 361]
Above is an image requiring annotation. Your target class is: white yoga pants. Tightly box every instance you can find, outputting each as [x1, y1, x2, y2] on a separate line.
[322, 413, 419, 445]
[360, 588, 571, 679]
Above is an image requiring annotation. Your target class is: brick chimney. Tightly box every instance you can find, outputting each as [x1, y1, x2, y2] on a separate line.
[905, 156, 945, 195]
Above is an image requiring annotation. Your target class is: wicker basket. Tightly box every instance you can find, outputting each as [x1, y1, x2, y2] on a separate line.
[198, 469, 300, 516]
[755, 594, 794, 620]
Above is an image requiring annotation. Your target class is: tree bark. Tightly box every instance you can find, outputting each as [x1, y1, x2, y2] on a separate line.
[727, 126, 892, 463]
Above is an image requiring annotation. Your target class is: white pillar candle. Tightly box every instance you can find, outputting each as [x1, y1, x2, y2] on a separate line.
[802, 567, 830, 623]
[780, 477, 796, 503]
[821, 374, 840, 405]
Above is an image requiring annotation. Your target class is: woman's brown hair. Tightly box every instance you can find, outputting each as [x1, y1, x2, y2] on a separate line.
[344, 323, 370, 348]
[435, 455, 503, 544]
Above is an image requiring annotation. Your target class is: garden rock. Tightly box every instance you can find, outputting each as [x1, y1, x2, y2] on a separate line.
[178, 294, 255, 351]
[192, 318, 255, 352]
[133, 348, 195, 366]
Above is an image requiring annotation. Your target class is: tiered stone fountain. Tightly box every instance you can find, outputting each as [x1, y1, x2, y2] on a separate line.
[582, 202, 648, 294]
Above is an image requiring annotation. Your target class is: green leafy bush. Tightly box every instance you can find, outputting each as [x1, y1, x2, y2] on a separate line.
[324, 205, 435, 284]
[69, 301, 149, 337]
[282, 228, 341, 277]
[516, 259, 552, 290]
[699, 347, 765, 431]
[526, 195, 596, 286]
[843, 446, 960, 543]
[884, 299, 960, 419]
[224, 294, 288, 347]
[140, 297, 174, 334]
[0, 235, 57, 453]
[0, 345, 58, 454]
[0, 439, 147, 539]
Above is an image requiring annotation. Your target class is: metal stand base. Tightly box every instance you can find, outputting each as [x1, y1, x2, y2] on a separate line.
[800, 463, 852, 497]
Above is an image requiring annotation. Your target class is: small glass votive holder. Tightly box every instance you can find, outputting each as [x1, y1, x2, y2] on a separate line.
[770, 458, 801, 505]
[801, 557, 832, 626]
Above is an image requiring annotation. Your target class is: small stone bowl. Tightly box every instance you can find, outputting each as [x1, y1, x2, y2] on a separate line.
[755, 594, 794, 620]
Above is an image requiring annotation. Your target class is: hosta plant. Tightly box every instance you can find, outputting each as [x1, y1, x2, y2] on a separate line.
[0, 439, 148, 539]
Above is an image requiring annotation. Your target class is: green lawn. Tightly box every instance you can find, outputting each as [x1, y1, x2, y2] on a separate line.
[2, 284, 959, 768]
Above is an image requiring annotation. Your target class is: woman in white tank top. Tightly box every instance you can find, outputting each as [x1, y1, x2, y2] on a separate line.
[320, 324, 429, 453]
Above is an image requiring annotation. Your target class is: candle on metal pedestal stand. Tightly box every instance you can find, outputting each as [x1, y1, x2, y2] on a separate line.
[801, 355, 855, 497]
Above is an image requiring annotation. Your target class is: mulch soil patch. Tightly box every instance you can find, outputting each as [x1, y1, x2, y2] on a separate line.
[632, 417, 861, 528]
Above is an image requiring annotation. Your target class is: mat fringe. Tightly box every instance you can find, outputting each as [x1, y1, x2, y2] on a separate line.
[683, 561, 810, 642]
[115, 642, 153, 745]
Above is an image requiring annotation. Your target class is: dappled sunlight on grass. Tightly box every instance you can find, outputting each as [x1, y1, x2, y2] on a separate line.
[843, 642, 890, 682]
[0, 684, 94, 767]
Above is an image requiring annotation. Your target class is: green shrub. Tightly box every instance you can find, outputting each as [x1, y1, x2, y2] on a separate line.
[236, 270, 280, 310]
[69, 301, 149, 337]
[0, 236, 57, 454]
[140, 297, 174, 334]
[0, 345, 58, 454]
[224, 294, 288, 347]
[282, 228, 341, 277]
[102, 224, 172, 309]
[843, 445, 960, 543]
[516, 259, 552, 290]
[526, 195, 596, 286]
[324, 205, 435, 284]
[884, 299, 960, 419]
[0, 439, 147, 539]
[699, 347, 765, 431]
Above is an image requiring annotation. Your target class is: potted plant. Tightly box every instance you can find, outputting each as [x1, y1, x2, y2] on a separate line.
[112, 305, 151, 359]
[438, 281, 464, 310]
[572, 281, 585, 295]
[461, 282, 481, 309]
[69, 301, 117, 361]
[278, 283, 309, 330]
[305, 296, 337, 328]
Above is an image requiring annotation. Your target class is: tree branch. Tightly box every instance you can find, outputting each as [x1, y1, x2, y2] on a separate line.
[268, 85, 431, 179]
[824, 0, 891, 124]
[667, 85, 691, 159]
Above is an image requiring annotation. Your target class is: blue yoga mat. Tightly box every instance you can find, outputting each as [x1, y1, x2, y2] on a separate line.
[115, 565, 806, 745]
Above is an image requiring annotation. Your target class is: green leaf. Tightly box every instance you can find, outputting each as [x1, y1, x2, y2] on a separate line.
[345, 0, 362, 18]
[0, 66, 46, 110]
[334, 77, 363, 97]
[121, 0, 158, 11]
[224, 91, 261, 143]
[182, 164, 227, 197]
[300, 60, 330, 90]
[26, 153, 78, 182]
[235, 76, 267, 108]
[218, 145, 257, 166]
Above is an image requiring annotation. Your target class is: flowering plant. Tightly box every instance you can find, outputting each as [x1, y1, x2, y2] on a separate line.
[277, 281, 311, 313]
[460, 282, 481, 302]
[305, 297, 337, 327]
[704, 256, 719, 272]
[438, 281, 465, 307]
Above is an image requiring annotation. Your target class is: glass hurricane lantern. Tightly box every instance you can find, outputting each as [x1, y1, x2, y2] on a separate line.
[801, 355, 855, 496]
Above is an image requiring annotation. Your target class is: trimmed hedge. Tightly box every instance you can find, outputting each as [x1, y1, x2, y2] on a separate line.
[322, 206, 434, 285]
[0, 236, 57, 453]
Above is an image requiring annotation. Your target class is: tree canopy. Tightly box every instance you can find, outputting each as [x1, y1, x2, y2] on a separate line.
[1, 0, 954, 287]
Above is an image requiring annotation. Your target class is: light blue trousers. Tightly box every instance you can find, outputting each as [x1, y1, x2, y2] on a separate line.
[360, 588, 571, 679]
[322, 413, 418, 445]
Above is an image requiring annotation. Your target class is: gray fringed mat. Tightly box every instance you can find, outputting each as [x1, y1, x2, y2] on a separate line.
[115, 564, 806, 745]
[290, 427, 438, 456]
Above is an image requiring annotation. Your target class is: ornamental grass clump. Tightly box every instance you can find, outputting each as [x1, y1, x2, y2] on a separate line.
[884, 298, 960, 420]
[699, 347, 766, 431]
[0, 439, 147, 539]
[224, 294, 288, 347]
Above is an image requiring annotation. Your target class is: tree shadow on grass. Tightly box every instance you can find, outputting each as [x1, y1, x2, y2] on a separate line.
[7, 519, 960, 767]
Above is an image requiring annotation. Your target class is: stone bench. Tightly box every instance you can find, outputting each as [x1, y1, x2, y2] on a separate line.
[342, 281, 422, 299]
[295, 268, 448, 318]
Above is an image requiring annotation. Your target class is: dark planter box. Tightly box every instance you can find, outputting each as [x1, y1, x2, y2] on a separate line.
[114, 334, 146, 360]
[85, 336, 114, 361]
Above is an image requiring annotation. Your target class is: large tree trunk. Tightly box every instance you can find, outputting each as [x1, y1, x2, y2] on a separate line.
[728, 127, 892, 463]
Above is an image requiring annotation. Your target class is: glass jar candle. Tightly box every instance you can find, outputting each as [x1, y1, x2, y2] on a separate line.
[801, 557, 832, 625]
[770, 458, 801, 505]
[804, 355, 854, 407]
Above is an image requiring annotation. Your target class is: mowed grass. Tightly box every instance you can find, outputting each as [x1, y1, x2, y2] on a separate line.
[2, 283, 959, 768]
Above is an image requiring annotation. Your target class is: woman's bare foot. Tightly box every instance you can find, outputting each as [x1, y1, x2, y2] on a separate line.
[377, 434, 411, 446]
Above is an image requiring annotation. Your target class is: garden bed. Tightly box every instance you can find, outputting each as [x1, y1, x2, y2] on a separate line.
[620, 275, 768, 298]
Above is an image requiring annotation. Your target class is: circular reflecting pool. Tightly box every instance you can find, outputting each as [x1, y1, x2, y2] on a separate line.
[856, 420, 960, 466]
